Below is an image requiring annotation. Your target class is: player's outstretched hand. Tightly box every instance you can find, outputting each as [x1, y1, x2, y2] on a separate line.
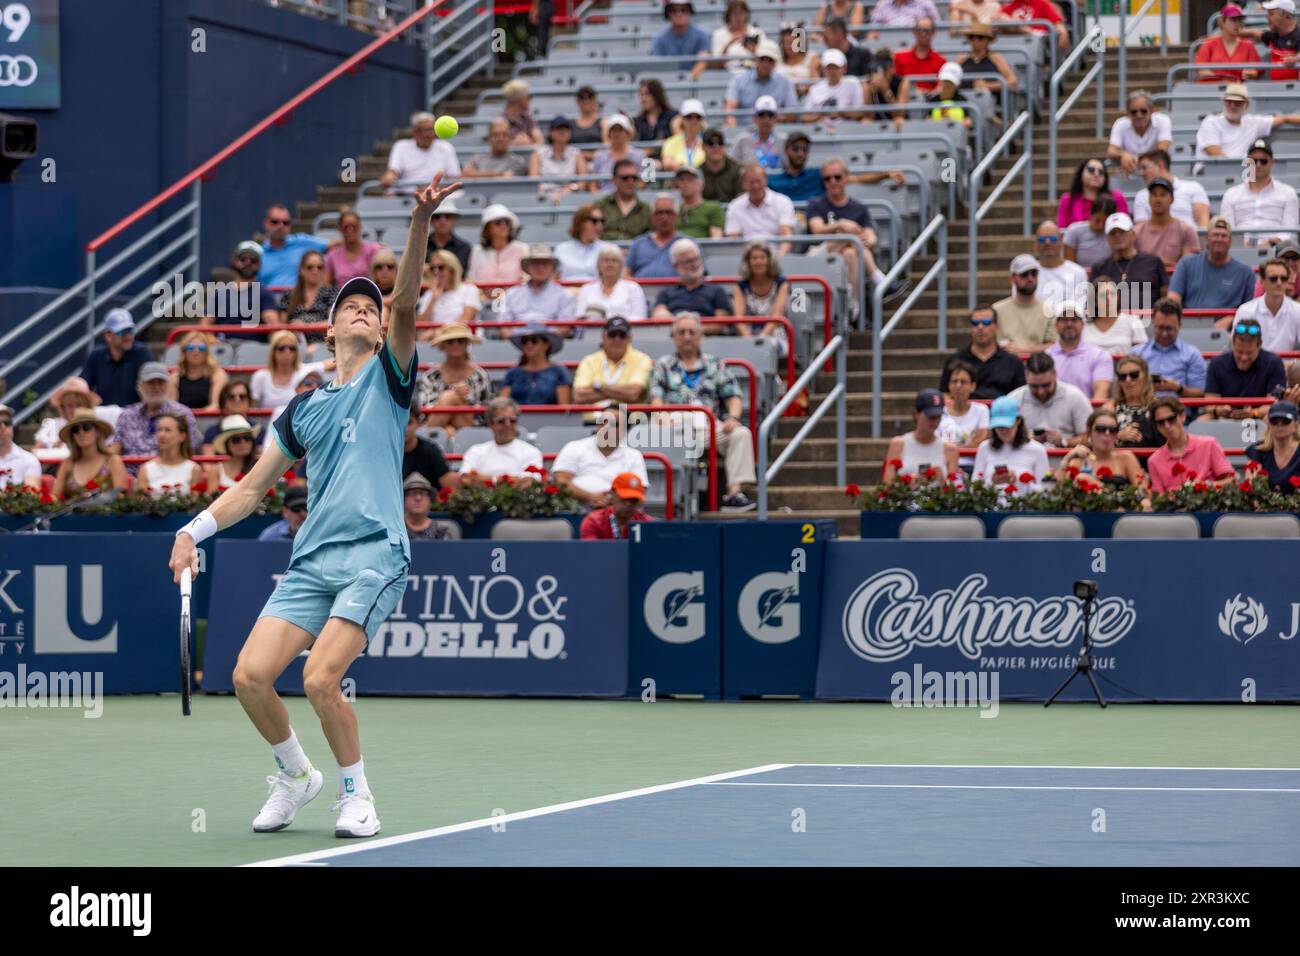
[169, 534, 201, 585]
[413, 173, 463, 221]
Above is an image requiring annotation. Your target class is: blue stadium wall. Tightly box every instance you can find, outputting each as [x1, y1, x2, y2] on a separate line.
[7, 0, 425, 286]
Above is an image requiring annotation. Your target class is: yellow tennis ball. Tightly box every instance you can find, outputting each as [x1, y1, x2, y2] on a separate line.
[435, 115, 459, 140]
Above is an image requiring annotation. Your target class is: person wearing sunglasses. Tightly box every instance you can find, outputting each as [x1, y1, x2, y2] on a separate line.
[992, 254, 1055, 353]
[1046, 302, 1114, 402]
[0, 401, 43, 490]
[78, 308, 153, 408]
[256, 203, 328, 290]
[1221, 259, 1300, 352]
[379, 112, 462, 195]
[1195, 83, 1300, 161]
[554, 407, 650, 509]
[256, 484, 309, 542]
[1094, 211, 1169, 305]
[1219, 138, 1299, 248]
[1203, 317, 1287, 420]
[730, 95, 788, 169]
[169, 331, 228, 412]
[570, 86, 605, 146]
[1033, 220, 1089, 313]
[1245, 399, 1300, 489]
[34, 375, 115, 462]
[1106, 91, 1172, 176]
[767, 133, 825, 203]
[250, 330, 304, 411]
[940, 306, 1026, 399]
[890, 17, 949, 124]
[1133, 178, 1201, 270]
[590, 115, 647, 192]
[1132, 148, 1210, 231]
[279, 251, 339, 335]
[1145, 396, 1238, 493]
[1057, 408, 1148, 493]
[970, 395, 1050, 494]
[459, 397, 544, 485]
[1109, 355, 1161, 448]
[503, 320, 573, 406]
[700, 127, 745, 203]
[1167, 216, 1257, 310]
[417, 250, 481, 332]
[1194, 5, 1262, 84]
[324, 209, 384, 286]
[206, 414, 261, 492]
[426, 197, 472, 276]
[1252, 241, 1300, 299]
[229, 240, 262, 282]
[368, 249, 400, 322]
[418, 323, 493, 435]
[595, 158, 652, 241]
[936, 360, 989, 447]
[201, 382, 259, 454]
[651, 1, 712, 73]
[499, 244, 578, 336]
[807, 158, 907, 308]
[722, 41, 799, 127]
[1057, 158, 1130, 229]
[50, 408, 127, 500]
[573, 317, 653, 405]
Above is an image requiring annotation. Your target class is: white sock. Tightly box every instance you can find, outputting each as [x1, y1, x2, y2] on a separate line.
[871, 271, 887, 287]
[271, 730, 310, 777]
[339, 759, 370, 798]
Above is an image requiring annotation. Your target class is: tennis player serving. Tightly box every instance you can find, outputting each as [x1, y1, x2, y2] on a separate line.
[169, 174, 462, 838]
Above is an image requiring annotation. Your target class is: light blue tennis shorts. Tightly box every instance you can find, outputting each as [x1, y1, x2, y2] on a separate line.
[260, 533, 410, 643]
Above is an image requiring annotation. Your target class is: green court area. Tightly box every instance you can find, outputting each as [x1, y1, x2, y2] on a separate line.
[5, 697, 1294, 867]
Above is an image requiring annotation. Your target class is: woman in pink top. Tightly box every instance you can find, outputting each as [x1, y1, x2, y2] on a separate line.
[1057, 157, 1129, 228]
[1146, 396, 1237, 493]
[1194, 6, 1261, 83]
[324, 209, 382, 285]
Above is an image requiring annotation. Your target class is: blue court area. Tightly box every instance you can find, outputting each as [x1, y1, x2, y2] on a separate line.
[251, 764, 1300, 867]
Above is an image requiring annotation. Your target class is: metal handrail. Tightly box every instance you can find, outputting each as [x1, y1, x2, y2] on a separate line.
[757, 334, 846, 520]
[1165, 61, 1300, 89]
[966, 110, 1031, 310]
[1048, 24, 1105, 191]
[872, 214, 947, 439]
[1117, 0, 1163, 111]
[425, 0, 495, 109]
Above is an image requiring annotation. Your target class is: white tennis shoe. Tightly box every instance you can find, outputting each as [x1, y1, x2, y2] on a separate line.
[252, 767, 324, 833]
[333, 793, 381, 838]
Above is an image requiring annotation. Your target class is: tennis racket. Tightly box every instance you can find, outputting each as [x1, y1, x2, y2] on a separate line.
[179, 567, 193, 717]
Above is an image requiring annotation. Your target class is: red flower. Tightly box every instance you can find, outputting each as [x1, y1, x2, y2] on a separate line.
[437, 487, 452, 502]
[1066, 465, 1080, 479]
[877, 489, 887, 500]
[1005, 483, 1019, 494]
[897, 473, 913, 485]
[524, 465, 544, 475]
[844, 484, 861, 497]
[1019, 472, 1035, 484]
[191, 482, 208, 494]
[1193, 481, 1208, 492]
[1244, 461, 1263, 474]
[233, 472, 246, 482]
[544, 484, 559, 495]
[499, 475, 514, 486]
[84, 479, 100, 491]
[1290, 476, 1300, 489]
[482, 477, 494, 488]
[265, 488, 275, 498]
[282, 469, 296, 482]
[1185, 469, 1198, 480]
[947, 472, 961, 482]
[40, 492, 54, 504]
[1095, 466, 1113, 479]
[1079, 479, 1099, 493]
[1171, 462, 1186, 476]
[922, 467, 938, 480]
[887, 458, 904, 469]
[1239, 480, 1253, 494]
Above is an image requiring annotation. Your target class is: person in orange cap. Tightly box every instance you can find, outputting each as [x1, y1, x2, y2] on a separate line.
[579, 472, 655, 539]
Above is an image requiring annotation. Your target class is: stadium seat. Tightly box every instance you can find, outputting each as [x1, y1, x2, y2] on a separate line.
[1111, 514, 1201, 539]
[899, 515, 986, 539]
[1212, 514, 1300, 539]
[416, 426, 451, 451]
[431, 519, 462, 539]
[1181, 327, 1228, 352]
[1188, 418, 1248, 447]
[534, 425, 592, 454]
[996, 515, 1085, 539]
[490, 518, 575, 540]
[451, 427, 494, 453]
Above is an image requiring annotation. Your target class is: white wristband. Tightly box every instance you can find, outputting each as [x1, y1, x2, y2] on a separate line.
[176, 509, 218, 545]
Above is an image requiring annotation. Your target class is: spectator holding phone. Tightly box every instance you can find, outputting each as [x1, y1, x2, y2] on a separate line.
[1134, 298, 1208, 399]
[880, 388, 960, 483]
[1057, 408, 1148, 492]
[1202, 318, 1286, 420]
[1111, 355, 1161, 448]
[971, 395, 1051, 493]
[1007, 352, 1092, 448]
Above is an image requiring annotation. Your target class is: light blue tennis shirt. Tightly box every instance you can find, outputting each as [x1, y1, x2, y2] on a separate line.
[273, 340, 416, 566]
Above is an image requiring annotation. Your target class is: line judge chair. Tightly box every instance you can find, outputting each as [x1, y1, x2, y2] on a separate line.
[996, 515, 1085, 539]
[490, 518, 575, 540]
[898, 515, 987, 539]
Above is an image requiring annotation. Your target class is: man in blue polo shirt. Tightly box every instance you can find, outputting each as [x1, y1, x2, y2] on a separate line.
[649, 238, 733, 319]
[626, 194, 685, 279]
[258, 203, 328, 290]
[1134, 297, 1208, 399]
[79, 309, 153, 407]
[651, 1, 711, 71]
[768, 133, 824, 202]
[1167, 216, 1257, 310]
[1203, 318, 1287, 420]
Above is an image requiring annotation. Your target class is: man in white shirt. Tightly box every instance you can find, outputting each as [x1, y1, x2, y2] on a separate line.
[802, 48, 864, 120]
[552, 407, 649, 508]
[0, 402, 42, 490]
[1033, 221, 1089, 311]
[1132, 148, 1209, 229]
[1220, 138, 1300, 246]
[1007, 353, 1094, 448]
[725, 163, 795, 256]
[379, 112, 461, 192]
[1195, 84, 1300, 159]
[1222, 259, 1300, 353]
[1107, 92, 1173, 174]
[459, 397, 544, 482]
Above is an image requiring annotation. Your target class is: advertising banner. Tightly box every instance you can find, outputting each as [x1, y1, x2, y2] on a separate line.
[0, 0, 60, 109]
[815, 540, 1300, 702]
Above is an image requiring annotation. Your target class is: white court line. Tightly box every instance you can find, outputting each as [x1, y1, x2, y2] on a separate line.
[705, 783, 1300, 793]
[243, 763, 792, 867]
[788, 763, 1300, 772]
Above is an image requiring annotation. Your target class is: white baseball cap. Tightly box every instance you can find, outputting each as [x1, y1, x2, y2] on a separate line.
[1105, 212, 1135, 233]
[755, 39, 781, 61]
[754, 94, 779, 114]
[680, 98, 706, 118]
[822, 48, 847, 69]
[938, 62, 964, 86]
[1263, 0, 1295, 12]
[1009, 254, 1040, 275]
[605, 113, 634, 134]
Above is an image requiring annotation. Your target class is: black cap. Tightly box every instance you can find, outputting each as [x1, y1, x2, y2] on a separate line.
[787, 131, 812, 147]
[1248, 138, 1273, 157]
[1148, 177, 1174, 194]
[605, 316, 631, 334]
[549, 114, 572, 130]
[1269, 400, 1298, 422]
[915, 387, 944, 418]
[283, 485, 308, 509]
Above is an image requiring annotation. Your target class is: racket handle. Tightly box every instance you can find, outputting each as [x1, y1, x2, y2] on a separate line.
[180, 567, 192, 599]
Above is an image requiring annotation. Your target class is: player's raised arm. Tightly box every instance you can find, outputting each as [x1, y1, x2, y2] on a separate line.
[390, 173, 463, 369]
[168, 440, 296, 583]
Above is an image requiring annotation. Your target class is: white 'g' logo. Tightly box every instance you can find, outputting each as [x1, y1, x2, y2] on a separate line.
[739, 572, 800, 644]
[644, 572, 705, 644]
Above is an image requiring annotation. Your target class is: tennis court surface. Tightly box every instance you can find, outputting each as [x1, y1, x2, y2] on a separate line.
[249, 763, 1300, 867]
